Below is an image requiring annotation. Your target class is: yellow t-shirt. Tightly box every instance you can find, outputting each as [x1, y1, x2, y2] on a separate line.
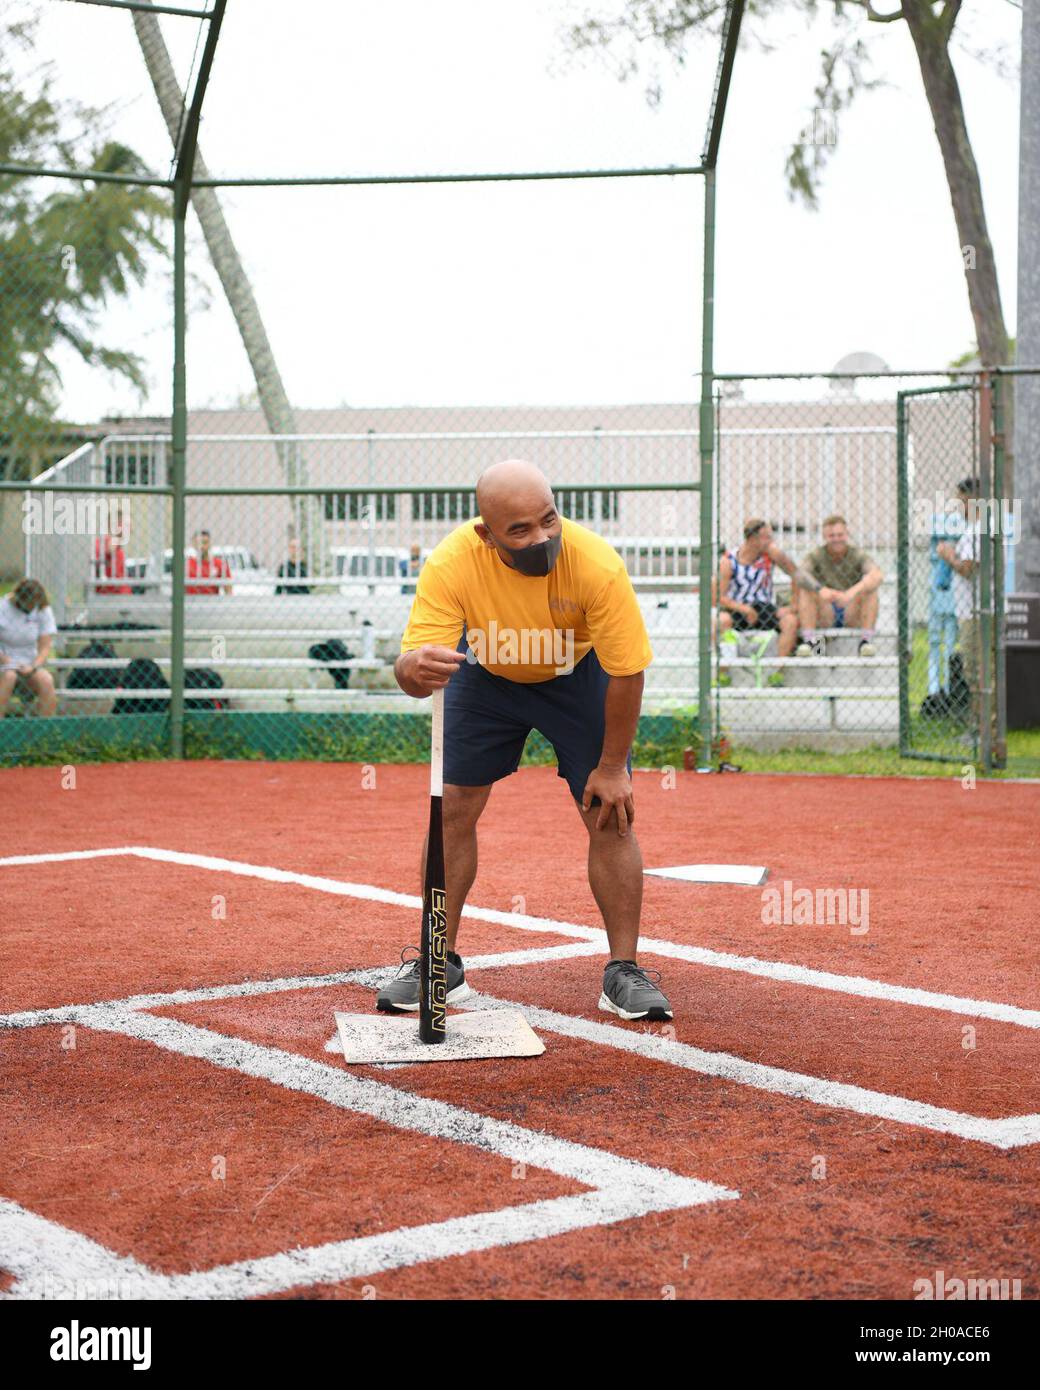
[400, 517, 653, 683]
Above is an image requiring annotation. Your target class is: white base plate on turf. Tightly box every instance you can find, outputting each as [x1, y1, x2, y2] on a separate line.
[644, 862, 768, 886]
[329, 1009, 545, 1065]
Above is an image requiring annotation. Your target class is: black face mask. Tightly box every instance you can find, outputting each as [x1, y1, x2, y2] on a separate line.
[496, 530, 562, 577]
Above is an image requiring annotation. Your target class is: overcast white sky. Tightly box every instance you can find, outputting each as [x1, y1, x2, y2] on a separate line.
[25, 0, 1025, 415]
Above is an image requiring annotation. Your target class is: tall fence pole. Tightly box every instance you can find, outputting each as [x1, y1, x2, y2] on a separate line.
[993, 374, 1008, 768]
[164, 0, 226, 759]
[978, 372, 993, 773]
[170, 210, 187, 758]
[697, 166, 717, 770]
[1016, 0, 1040, 597]
[895, 391, 911, 758]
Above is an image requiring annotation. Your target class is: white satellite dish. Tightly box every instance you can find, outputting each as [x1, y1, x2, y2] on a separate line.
[829, 351, 890, 395]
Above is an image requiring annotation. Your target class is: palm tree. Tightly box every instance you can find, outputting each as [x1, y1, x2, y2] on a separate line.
[0, 9, 168, 551]
[131, 5, 320, 562]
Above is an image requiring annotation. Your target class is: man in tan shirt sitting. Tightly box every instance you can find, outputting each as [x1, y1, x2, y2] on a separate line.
[796, 515, 883, 658]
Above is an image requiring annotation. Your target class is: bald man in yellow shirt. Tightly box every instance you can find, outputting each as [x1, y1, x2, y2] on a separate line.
[376, 459, 673, 1023]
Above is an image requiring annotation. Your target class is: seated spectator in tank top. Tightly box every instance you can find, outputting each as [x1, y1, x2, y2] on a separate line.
[715, 518, 806, 659]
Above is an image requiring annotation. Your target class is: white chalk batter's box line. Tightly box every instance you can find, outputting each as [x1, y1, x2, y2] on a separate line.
[0, 1004, 737, 1300]
[5, 845, 1040, 1031]
[2, 845, 1038, 1152]
[0, 849, 1037, 1301]
[0, 847, 730, 1301]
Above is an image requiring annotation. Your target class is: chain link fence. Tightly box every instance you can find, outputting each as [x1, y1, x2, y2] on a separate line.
[0, 0, 716, 771]
[898, 383, 985, 765]
[2, 2, 1035, 778]
[3, 377, 1036, 776]
[712, 371, 1035, 774]
[0, 197, 177, 761]
[4, 415, 712, 767]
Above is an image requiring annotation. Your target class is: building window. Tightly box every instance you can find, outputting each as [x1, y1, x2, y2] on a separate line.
[323, 492, 397, 521]
[105, 450, 160, 487]
[557, 489, 618, 522]
[411, 492, 478, 522]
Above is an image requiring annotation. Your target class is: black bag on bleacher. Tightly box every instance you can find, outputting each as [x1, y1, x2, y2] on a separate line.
[112, 658, 168, 715]
[66, 641, 121, 692]
[308, 639, 354, 690]
[184, 667, 227, 711]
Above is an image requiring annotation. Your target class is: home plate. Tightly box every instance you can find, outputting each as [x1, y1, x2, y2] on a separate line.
[645, 863, 769, 886]
[330, 1010, 545, 1065]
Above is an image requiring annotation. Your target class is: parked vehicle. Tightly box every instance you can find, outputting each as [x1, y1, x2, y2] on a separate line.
[330, 546, 430, 598]
[161, 546, 277, 595]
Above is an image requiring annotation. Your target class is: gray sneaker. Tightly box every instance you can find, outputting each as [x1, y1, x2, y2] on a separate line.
[375, 945, 471, 1013]
[599, 960, 673, 1021]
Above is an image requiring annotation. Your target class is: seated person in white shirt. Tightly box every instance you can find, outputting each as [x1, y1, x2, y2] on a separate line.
[0, 577, 58, 717]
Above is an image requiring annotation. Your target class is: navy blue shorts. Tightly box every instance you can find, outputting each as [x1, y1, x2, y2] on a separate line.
[443, 636, 629, 803]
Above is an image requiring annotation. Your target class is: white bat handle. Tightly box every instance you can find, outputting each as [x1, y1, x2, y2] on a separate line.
[430, 686, 444, 797]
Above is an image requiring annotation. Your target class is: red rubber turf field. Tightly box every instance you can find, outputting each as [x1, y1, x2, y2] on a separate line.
[1, 760, 1038, 1301]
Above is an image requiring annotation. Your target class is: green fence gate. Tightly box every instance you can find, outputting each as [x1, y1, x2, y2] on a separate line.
[896, 378, 1005, 770]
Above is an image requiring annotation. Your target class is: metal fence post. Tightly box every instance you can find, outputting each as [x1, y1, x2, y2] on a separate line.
[697, 166, 717, 770]
[170, 209, 187, 758]
[993, 373, 1007, 768]
[166, 0, 226, 758]
[978, 372, 993, 773]
[896, 391, 911, 758]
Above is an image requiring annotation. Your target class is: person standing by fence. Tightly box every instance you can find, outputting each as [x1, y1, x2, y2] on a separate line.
[937, 478, 982, 720]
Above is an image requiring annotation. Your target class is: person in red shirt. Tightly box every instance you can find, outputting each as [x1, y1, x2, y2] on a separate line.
[93, 529, 132, 595]
[187, 530, 233, 596]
